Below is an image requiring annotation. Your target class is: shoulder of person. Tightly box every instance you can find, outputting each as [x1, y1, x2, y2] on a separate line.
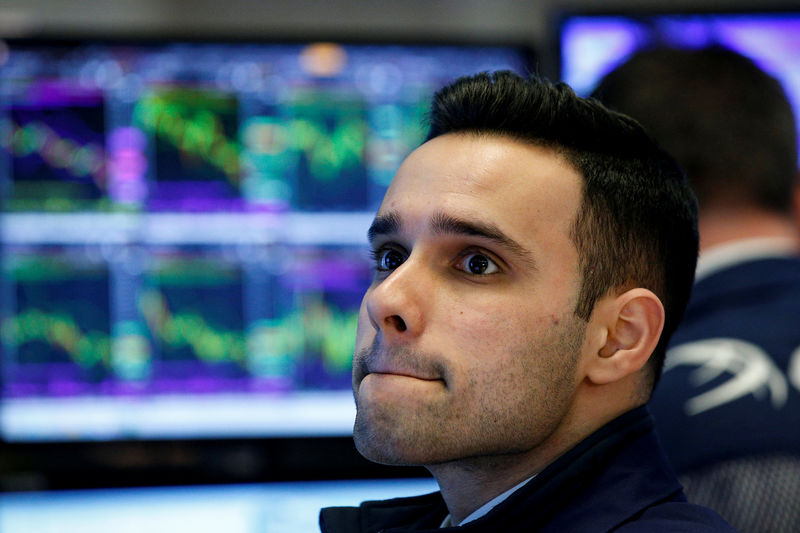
[613, 501, 737, 533]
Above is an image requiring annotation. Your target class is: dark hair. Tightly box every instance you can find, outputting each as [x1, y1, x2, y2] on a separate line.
[426, 71, 698, 390]
[592, 45, 798, 213]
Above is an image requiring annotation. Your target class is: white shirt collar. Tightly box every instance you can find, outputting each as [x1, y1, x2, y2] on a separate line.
[695, 237, 798, 282]
[439, 476, 534, 528]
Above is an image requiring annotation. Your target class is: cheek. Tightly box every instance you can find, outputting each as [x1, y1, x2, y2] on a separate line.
[445, 296, 577, 405]
[449, 299, 555, 357]
[456, 313, 509, 352]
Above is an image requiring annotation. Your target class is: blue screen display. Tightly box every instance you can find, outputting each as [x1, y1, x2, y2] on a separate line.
[0, 478, 439, 533]
[0, 40, 529, 441]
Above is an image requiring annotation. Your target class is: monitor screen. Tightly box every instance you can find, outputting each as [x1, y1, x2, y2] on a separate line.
[0, 477, 439, 533]
[0, 39, 531, 442]
[558, 11, 800, 159]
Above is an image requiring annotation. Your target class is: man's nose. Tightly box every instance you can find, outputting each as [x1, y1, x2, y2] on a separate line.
[365, 258, 426, 340]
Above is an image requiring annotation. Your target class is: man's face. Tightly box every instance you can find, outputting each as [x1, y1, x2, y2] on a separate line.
[352, 133, 588, 467]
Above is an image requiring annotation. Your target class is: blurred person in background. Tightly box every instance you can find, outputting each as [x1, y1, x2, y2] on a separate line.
[593, 45, 800, 533]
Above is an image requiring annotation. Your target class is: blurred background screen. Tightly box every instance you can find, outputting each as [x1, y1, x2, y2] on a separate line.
[558, 10, 800, 159]
[0, 477, 439, 532]
[0, 39, 530, 443]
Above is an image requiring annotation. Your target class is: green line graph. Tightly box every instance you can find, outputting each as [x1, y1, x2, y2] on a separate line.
[289, 115, 366, 182]
[139, 288, 247, 364]
[301, 296, 359, 373]
[240, 108, 368, 180]
[1, 118, 107, 186]
[132, 88, 241, 183]
[1, 308, 111, 368]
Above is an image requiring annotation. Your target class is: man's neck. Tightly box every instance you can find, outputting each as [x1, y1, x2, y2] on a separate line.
[698, 206, 800, 253]
[427, 391, 640, 524]
[427, 450, 548, 525]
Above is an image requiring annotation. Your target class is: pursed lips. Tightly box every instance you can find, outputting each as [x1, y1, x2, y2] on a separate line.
[368, 369, 443, 381]
[357, 359, 444, 384]
[355, 345, 448, 385]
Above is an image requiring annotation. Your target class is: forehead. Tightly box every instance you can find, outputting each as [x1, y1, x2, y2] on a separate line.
[379, 133, 583, 246]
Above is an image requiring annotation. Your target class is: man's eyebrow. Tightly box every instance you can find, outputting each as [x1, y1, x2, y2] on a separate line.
[367, 211, 402, 244]
[430, 211, 535, 267]
[367, 210, 535, 267]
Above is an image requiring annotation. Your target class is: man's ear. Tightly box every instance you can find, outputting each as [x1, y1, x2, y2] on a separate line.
[585, 288, 665, 385]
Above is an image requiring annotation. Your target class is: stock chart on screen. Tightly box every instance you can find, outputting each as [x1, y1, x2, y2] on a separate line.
[0, 39, 529, 441]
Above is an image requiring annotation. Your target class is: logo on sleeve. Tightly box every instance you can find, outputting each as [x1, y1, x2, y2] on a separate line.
[665, 338, 795, 415]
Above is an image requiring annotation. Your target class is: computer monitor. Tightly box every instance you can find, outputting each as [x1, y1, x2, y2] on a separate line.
[0, 477, 439, 533]
[0, 38, 531, 445]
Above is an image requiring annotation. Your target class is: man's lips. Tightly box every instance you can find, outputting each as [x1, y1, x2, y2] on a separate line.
[366, 369, 443, 381]
[356, 361, 446, 385]
[354, 343, 448, 385]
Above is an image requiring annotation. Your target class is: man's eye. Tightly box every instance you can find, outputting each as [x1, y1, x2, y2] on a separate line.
[458, 253, 499, 275]
[374, 248, 405, 271]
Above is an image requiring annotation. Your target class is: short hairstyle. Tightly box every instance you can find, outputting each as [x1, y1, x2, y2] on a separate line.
[592, 45, 798, 213]
[426, 71, 698, 389]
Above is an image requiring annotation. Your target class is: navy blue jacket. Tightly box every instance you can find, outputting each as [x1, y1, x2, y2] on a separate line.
[319, 407, 734, 532]
[651, 256, 800, 472]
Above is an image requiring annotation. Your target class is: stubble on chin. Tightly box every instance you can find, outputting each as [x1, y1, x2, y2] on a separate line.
[352, 386, 425, 466]
[352, 401, 403, 465]
[350, 313, 587, 468]
[351, 343, 451, 465]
